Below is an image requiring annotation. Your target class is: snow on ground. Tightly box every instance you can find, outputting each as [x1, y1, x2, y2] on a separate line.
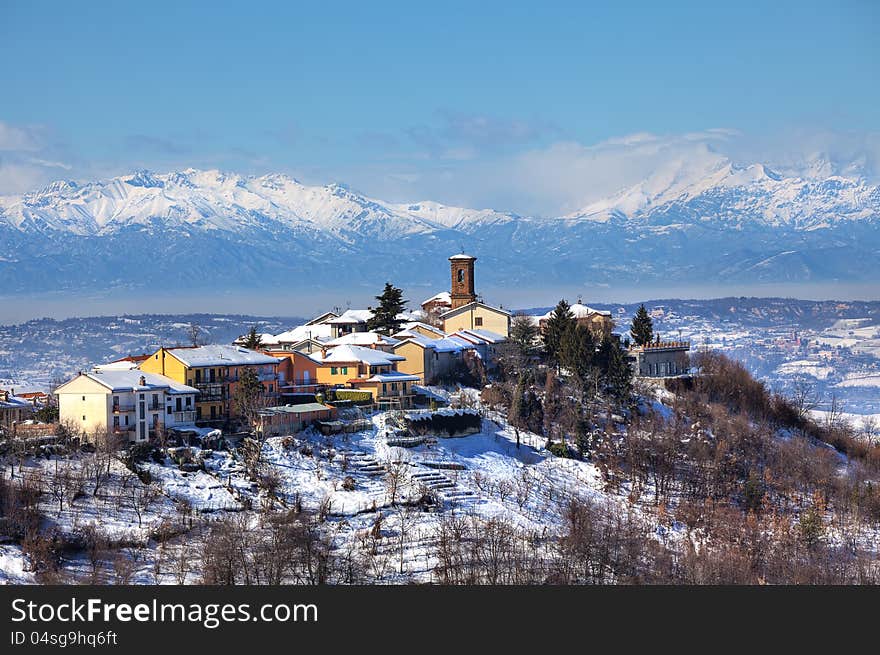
[835, 373, 880, 388]
[0, 545, 35, 584]
[2, 455, 180, 544]
[777, 359, 835, 380]
[142, 456, 242, 512]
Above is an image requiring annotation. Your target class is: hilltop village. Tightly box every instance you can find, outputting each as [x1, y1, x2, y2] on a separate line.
[7, 253, 689, 445]
[4, 254, 880, 586]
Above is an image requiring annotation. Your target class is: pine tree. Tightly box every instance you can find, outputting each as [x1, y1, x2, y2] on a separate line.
[509, 313, 540, 355]
[366, 282, 407, 335]
[560, 323, 595, 389]
[543, 299, 576, 365]
[604, 340, 633, 404]
[630, 304, 654, 346]
[242, 325, 263, 350]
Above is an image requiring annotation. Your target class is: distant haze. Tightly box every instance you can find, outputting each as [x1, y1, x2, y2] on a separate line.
[3, 282, 879, 325]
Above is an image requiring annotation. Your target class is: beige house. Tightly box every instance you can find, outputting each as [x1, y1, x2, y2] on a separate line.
[441, 301, 511, 337]
[55, 369, 198, 442]
[536, 303, 614, 341]
[392, 335, 473, 384]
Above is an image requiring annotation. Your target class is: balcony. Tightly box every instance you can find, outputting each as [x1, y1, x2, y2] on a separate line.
[111, 404, 136, 413]
[194, 383, 225, 402]
[111, 425, 135, 434]
[172, 410, 197, 423]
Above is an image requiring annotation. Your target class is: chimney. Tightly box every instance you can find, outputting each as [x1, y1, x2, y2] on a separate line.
[139, 375, 146, 387]
[321, 347, 328, 359]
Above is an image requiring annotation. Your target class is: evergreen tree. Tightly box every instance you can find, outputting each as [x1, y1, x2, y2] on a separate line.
[509, 313, 540, 355]
[233, 367, 269, 432]
[630, 304, 653, 346]
[543, 299, 576, 365]
[366, 282, 407, 335]
[560, 323, 595, 389]
[604, 340, 633, 404]
[242, 325, 263, 350]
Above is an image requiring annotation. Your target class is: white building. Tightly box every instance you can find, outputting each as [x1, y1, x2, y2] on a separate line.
[55, 369, 198, 443]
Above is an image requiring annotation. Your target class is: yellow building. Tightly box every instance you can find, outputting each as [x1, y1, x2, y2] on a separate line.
[139, 345, 279, 426]
[391, 334, 471, 384]
[311, 344, 418, 407]
[441, 301, 511, 337]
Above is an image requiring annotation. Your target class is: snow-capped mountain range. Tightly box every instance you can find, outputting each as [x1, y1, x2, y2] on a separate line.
[1, 161, 878, 297]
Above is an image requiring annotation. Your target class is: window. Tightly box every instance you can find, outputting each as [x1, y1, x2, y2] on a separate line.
[341, 367, 348, 375]
[167, 406, 172, 415]
[196, 407, 202, 420]
[82, 415, 86, 421]
[269, 384, 274, 392]
[82, 396, 85, 401]
[457, 269, 464, 284]
[331, 367, 338, 375]
[474, 317, 483, 327]
[185, 397, 192, 408]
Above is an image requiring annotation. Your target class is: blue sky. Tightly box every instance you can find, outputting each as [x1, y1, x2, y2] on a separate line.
[1, 0, 878, 213]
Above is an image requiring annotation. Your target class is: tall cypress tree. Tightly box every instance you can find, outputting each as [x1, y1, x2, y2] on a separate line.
[630, 304, 654, 346]
[543, 299, 576, 365]
[366, 282, 407, 335]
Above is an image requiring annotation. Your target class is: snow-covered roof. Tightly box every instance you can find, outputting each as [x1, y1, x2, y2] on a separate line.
[272, 323, 333, 343]
[421, 291, 452, 306]
[363, 372, 421, 383]
[304, 311, 338, 326]
[450, 329, 507, 345]
[94, 360, 140, 371]
[396, 321, 447, 337]
[326, 309, 373, 324]
[0, 394, 31, 409]
[325, 331, 400, 347]
[258, 402, 334, 416]
[449, 253, 476, 260]
[539, 303, 612, 320]
[164, 345, 280, 367]
[394, 335, 470, 352]
[315, 344, 405, 365]
[65, 369, 198, 395]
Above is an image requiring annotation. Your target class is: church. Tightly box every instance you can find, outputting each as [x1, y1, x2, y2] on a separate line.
[420, 253, 511, 337]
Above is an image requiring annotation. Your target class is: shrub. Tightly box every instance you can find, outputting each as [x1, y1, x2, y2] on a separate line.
[333, 389, 373, 404]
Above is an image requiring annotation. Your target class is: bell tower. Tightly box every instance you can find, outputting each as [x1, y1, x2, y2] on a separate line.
[449, 253, 477, 309]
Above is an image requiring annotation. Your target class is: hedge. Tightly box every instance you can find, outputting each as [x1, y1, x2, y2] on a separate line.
[333, 389, 374, 403]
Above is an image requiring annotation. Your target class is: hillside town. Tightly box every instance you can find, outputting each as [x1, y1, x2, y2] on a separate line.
[2, 253, 688, 446]
[5, 254, 880, 587]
